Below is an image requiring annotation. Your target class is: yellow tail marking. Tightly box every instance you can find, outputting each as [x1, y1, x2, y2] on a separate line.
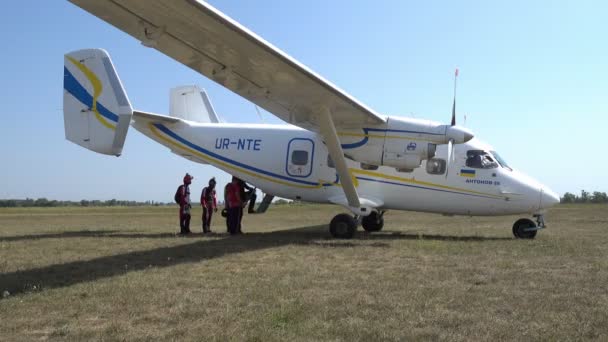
[66, 56, 116, 130]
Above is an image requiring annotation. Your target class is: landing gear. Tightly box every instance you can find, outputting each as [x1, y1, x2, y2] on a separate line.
[512, 218, 538, 239]
[329, 213, 358, 239]
[361, 211, 385, 232]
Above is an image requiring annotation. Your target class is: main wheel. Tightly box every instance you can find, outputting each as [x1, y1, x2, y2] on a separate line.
[512, 218, 537, 239]
[361, 212, 384, 232]
[329, 214, 357, 239]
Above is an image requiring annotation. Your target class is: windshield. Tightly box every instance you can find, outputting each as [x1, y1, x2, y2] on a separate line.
[490, 151, 512, 170]
[466, 150, 499, 169]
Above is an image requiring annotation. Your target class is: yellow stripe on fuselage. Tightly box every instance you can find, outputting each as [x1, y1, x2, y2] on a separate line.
[351, 169, 503, 199]
[149, 123, 500, 199]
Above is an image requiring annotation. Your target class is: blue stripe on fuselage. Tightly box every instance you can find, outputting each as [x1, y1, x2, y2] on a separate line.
[154, 124, 320, 186]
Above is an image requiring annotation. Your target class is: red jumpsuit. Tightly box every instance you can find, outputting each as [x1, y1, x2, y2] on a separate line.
[225, 182, 242, 235]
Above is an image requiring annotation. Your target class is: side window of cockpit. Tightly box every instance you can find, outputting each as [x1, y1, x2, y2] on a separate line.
[426, 158, 446, 175]
[291, 150, 309, 166]
[466, 150, 498, 169]
[327, 154, 335, 168]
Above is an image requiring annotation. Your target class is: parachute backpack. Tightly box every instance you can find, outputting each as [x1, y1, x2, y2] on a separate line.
[174, 185, 184, 204]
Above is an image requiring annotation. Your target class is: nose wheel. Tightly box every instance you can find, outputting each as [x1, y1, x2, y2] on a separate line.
[512, 218, 538, 239]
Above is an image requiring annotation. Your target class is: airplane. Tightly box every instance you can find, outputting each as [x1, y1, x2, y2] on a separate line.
[63, 0, 560, 239]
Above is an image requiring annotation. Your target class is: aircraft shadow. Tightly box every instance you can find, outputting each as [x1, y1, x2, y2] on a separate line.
[0, 225, 511, 297]
[364, 231, 514, 242]
[0, 230, 178, 242]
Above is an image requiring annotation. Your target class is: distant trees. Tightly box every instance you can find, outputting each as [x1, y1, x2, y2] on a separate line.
[561, 190, 608, 204]
[1, 191, 606, 207]
[0, 198, 172, 208]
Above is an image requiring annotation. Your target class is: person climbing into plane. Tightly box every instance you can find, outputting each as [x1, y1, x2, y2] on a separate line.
[200, 177, 217, 233]
[223, 182, 230, 233]
[225, 176, 242, 235]
[236, 177, 255, 233]
[176, 173, 193, 235]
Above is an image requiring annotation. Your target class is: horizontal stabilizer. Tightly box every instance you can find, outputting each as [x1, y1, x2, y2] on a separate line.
[133, 110, 180, 124]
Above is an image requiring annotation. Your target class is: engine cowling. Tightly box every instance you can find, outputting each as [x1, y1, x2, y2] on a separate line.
[383, 142, 437, 170]
[338, 115, 473, 171]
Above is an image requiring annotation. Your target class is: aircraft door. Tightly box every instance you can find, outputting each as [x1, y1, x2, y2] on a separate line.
[286, 138, 314, 178]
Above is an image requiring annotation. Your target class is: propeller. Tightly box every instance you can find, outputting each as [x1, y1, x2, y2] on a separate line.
[451, 68, 458, 126]
[446, 68, 458, 178]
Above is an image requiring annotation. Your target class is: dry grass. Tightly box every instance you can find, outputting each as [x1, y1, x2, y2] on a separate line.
[0, 204, 607, 341]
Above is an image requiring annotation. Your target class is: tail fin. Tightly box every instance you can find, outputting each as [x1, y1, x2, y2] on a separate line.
[170, 85, 221, 123]
[63, 49, 133, 156]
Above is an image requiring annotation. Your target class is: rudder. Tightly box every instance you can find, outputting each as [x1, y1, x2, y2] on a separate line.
[63, 49, 133, 156]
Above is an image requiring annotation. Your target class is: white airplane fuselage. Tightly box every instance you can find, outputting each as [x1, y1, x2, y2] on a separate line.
[133, 120, 559, 216]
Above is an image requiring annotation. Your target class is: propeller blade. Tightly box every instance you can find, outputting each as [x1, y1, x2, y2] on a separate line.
[451, 68, 458, 126]
[451, 99, 456, 126]
[445, 139, 453, 178]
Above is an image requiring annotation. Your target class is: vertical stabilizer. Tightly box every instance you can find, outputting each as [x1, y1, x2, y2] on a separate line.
[170, 85, 221, 123]
[63, 48, 133, 156]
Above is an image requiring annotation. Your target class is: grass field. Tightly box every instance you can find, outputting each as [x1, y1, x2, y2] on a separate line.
[0, 204, 607, 341]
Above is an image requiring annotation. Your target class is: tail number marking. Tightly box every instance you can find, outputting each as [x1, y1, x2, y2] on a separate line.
[215, 138, 261, 151]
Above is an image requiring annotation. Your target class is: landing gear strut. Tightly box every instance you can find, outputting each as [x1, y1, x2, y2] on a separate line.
[329, 214, 357, 239]
[362, 211, 385, 232]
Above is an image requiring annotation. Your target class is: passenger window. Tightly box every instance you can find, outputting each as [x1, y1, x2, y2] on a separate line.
[360, 163, 379, 170]
[291, 150, 309, 165]
[426, 158, 446, 175]
[466, 150, 498, 169]
[327, 154, 335, 168]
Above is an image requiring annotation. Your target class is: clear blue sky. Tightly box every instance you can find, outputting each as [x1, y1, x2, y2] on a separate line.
[1, 0, 606, 201]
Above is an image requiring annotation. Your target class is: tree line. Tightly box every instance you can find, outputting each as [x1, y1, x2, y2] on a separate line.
[561, 190, 608, 203]
[0, 198, 172, 208]
[1, 191, 606, 207]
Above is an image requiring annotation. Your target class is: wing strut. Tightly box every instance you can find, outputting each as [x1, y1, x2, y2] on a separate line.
[317, 107, 361, 209]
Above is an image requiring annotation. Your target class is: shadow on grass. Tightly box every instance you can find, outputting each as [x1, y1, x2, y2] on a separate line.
[0, 225, 511, 297]
[368, 231, 514, 242]
[0, 230, 178, 242]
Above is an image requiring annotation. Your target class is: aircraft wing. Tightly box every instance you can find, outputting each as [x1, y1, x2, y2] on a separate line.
[68, 0, 386, 132]
[69, 0, 383, 210]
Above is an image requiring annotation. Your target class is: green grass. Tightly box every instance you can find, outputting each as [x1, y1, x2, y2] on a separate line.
[1, 204, 607, 341]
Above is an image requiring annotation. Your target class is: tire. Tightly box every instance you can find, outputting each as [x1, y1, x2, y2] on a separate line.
[361, 212, 384, 232]
[329, 214, 357, 239]
[512, 218, 537, 239]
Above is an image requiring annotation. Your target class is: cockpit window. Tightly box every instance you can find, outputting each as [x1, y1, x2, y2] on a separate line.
[426, 158, 446, 175]
[490, 151, 512, 170]
[466, 150, 499, 169]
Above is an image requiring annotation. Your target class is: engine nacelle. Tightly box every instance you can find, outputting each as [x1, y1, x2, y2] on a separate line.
[382, 142, 436, 170]
[338, 115, 473, 171]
